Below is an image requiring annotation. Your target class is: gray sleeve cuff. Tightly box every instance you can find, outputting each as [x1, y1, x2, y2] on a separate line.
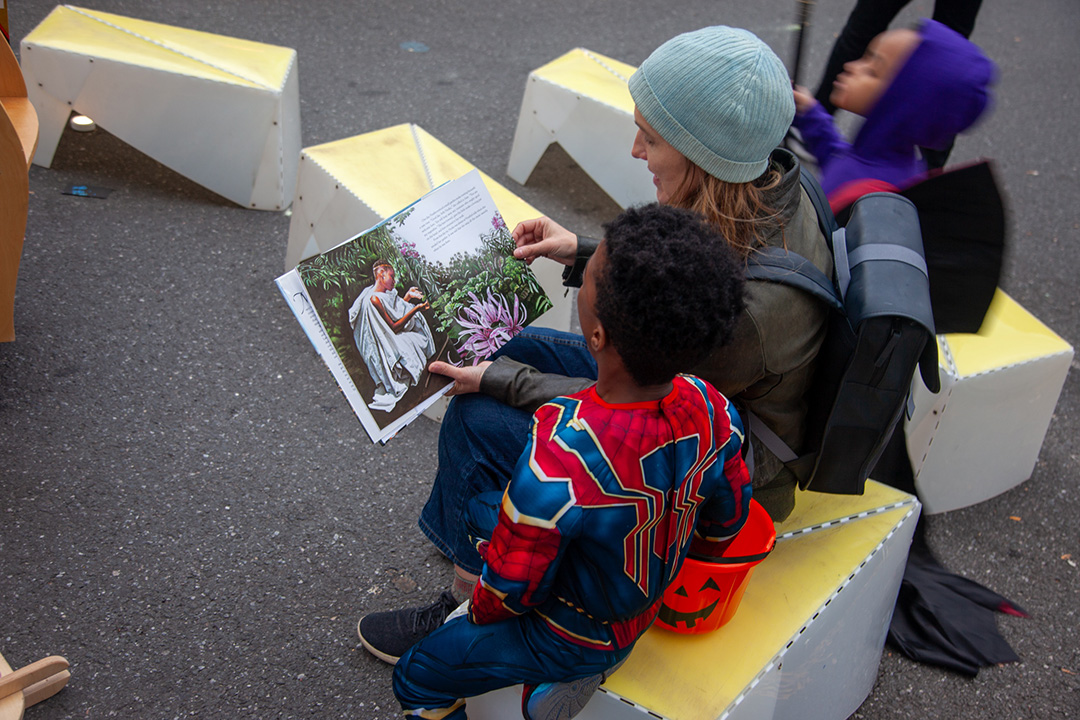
[480, 356, 593, 413]
[561, 235, 602, 288]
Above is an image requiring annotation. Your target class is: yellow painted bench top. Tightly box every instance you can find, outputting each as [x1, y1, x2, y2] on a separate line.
[530, 48, 637, 114]
[302, 124, 540, 229]
[23, 5, 294, 90]
[940, 289, 1073, 378]
[603, 480, 917, 720]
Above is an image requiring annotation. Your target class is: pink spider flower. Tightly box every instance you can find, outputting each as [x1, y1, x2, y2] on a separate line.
[455, 290, 526, 364]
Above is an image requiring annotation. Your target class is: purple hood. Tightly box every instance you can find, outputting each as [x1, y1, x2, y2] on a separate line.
[796, 19, 997, 198]
[857, 19, 996, 157]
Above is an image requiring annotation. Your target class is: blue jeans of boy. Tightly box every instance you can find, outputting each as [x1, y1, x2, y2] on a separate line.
[397, 488, 626, 717]
[393, 605, 626, 718]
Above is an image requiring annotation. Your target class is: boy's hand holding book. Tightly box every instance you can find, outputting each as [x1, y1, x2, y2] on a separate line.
[429, 360, 492, 396]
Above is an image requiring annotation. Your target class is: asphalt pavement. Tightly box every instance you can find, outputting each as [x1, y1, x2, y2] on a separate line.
[1, 1, 1077, 718]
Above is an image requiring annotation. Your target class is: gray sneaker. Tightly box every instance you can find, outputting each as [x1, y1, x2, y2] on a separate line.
[521, 658, 626, 720]
[357, 590, 459, 665]
[522, 674, 603, 720]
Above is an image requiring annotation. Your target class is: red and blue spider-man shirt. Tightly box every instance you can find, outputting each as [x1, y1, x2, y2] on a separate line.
[469, 375, 752, 651]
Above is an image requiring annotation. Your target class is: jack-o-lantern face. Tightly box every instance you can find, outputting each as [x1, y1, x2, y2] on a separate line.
[655, 558, 764, 635]
[658, 576, 725, 630]
[655, 500, 775, 635]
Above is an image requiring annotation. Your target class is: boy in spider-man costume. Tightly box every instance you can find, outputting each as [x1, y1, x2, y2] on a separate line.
[391, 204, 752, 720]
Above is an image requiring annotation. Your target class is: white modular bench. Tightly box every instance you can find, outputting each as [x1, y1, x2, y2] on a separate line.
[284, 123, 575, 423]
[467, 481, 921, 720]
[506, 48, 654, 208]
[21, 5, 300, 211]
[906, 289, 1074, 514]
[283, 123, 572, 335]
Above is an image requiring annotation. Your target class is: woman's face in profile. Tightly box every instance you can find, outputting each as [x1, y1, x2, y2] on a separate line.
[631, 107, 690, 205]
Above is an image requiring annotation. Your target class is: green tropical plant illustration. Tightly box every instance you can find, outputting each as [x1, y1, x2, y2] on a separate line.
[296, 208, 552, 377]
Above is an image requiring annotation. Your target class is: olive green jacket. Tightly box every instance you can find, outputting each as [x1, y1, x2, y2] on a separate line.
[479, 149, 832, 519]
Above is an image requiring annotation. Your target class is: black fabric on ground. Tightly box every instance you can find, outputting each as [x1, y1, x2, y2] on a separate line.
[872, 428, 1027, 675]
[890, 537, 1027, 676]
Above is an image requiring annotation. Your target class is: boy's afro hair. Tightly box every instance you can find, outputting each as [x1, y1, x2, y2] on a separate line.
[595, 204, 745, 386]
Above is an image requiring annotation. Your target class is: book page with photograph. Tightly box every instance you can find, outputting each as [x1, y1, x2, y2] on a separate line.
[276, 170, 552, 443]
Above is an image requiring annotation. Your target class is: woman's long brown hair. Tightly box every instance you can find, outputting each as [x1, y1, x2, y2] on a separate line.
[670, 162, 785, 261]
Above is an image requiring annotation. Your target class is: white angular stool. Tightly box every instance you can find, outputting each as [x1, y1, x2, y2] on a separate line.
[905, 290, 1073, 514]
[284, 124, 574, 425]
[284, 123, 571, 334]
[506, 48, 654, 209]
[466, 482, 920, 720]
[21, 5, 300, 211]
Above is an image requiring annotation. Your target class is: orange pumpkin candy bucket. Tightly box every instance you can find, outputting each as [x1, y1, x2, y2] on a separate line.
[656, 499, 776, 634]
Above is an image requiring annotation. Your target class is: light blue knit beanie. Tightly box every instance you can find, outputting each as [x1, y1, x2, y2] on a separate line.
[629, 26, 795, 183]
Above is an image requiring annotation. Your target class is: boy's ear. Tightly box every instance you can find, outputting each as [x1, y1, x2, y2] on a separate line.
[589, 321, 607, 354]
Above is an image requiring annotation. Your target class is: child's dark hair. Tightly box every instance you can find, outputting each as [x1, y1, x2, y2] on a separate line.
[595, 204, 745, 386]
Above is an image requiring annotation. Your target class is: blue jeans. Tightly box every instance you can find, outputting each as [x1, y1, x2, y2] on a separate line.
[393, 606, 627, 719]
[418, 327, 598, 575]
[399, 488, 627, 716]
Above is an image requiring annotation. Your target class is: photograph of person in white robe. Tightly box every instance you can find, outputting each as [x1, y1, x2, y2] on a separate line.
[348, 260, 436, 412]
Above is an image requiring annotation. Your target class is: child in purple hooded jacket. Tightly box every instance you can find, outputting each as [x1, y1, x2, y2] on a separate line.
[792, 18, 995, 212]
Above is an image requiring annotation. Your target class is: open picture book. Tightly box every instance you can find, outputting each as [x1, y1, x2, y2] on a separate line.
[276, 170, 553, 443]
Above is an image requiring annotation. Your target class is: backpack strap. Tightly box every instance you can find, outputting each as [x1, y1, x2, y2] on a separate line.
[742, 410, 798, 472]
[848, 243, 929, 278]
[799, 165, 837, 238]
[743, 250, 834, 471]
[741, 169, 847, 472]
[799, 166, 853, 298]
[745, 247, 843, 312]
[744, 247, 841, 474]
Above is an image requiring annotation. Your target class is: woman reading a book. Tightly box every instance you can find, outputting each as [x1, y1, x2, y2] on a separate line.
[358, 26, 833, 662]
